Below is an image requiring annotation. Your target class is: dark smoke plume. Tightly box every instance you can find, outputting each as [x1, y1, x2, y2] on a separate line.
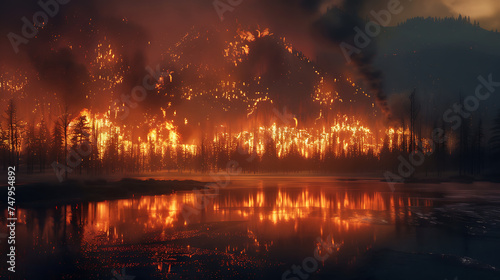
[311, 0, 390, 118]
[0, 0, 391, 120]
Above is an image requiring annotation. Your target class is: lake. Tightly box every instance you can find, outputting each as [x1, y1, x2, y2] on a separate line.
[3, 177, 500, 279]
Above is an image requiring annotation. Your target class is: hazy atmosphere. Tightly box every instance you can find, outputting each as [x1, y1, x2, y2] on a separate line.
[1, 0, 500, 279]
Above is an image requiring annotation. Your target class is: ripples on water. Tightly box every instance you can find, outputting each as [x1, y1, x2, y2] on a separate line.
[2, 179, 500, 279]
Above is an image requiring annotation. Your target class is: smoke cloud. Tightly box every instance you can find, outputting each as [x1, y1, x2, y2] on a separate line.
[2, 0, 479, 121]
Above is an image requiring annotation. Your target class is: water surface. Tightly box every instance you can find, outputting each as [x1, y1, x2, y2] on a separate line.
[3, 178, 500, 279]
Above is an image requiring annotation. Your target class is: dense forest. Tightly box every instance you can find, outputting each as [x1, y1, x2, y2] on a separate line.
[1, 98, 499, 180]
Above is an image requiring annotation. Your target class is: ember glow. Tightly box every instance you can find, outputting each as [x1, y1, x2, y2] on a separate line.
[0, 24, 418, 173]
[14, 188, 434, 244]
[2, 1, 500, 280]
[62, 105, 412, 173]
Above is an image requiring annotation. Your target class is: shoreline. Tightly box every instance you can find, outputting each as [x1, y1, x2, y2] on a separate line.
[1, 178, 209, 208]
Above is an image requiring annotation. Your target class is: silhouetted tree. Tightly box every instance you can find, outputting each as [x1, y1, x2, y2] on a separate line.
[37, 117, 50, 172]
[489, 111, 500, 169]
[59, 107, 72, 180]
[409, 89, 420, 153]
[5, 99, 20, 167]
[379, 135, 391, 168]
[25, 121, 36, 174]
[261, 134, 278, 172]
[70, 115, 90, 174]
[51, 120, 64, 165]
[0, 123, 8, 169]
[473, 119, 484, 175]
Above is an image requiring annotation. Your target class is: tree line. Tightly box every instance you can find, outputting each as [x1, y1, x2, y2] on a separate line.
[1, 98, 500, 180]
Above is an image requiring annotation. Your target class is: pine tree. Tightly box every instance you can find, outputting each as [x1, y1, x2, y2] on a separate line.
[0, 123, 8, 169]
[38, 117, 50, 172]
[5, 99, 20, 167]
[59, 107, 73, 179]
[51, 120, 64, 164]
[25, 122, 36, 174]
[379, 135, 391, 168]
[261, 134, 278, 172]
[70, 115, 91, 174]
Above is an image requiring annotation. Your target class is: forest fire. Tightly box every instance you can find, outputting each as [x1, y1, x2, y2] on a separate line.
[59, 106, 410, 174]
[0, 24, 478, 176]
[2, 1, 500, 279]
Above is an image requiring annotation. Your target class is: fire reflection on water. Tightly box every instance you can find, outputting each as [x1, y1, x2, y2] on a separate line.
[4, 186, 434, 279]
[13, 187, 432, 247]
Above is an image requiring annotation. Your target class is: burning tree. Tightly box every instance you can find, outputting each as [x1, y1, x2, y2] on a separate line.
[4, 99, 20, 167]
